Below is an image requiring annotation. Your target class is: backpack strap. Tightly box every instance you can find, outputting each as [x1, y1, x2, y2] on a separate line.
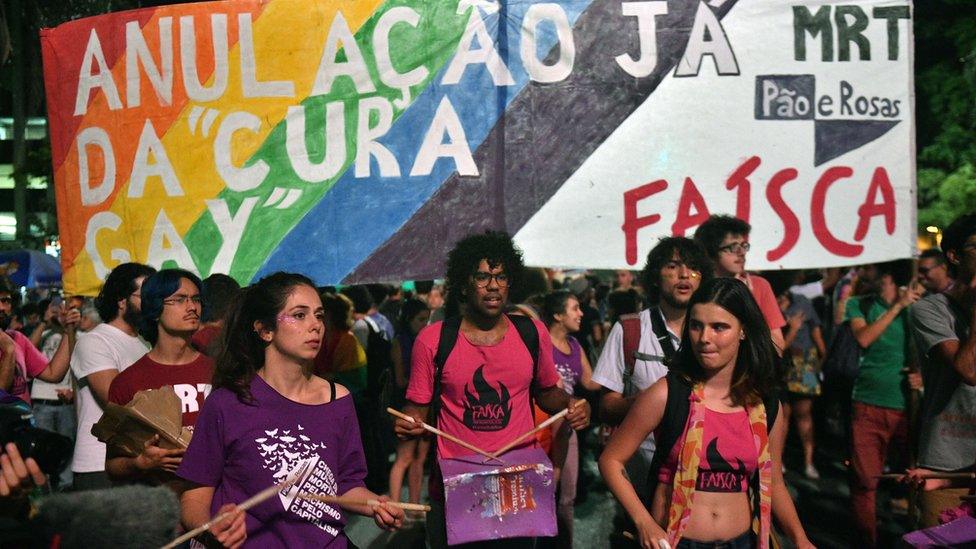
[431, 317, 462, 430]
[619, 313, 642, 379]
[647, 372, 692, 496]
[430, 315, 541, 428]
[507, 313, 541, 391]
[648, 307, 677, 366]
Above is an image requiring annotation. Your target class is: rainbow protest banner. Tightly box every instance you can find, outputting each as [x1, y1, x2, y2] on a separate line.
[41, 0, 915, 295]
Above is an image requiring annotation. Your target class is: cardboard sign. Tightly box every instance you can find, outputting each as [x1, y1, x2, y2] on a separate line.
[92, 386, 191, 456]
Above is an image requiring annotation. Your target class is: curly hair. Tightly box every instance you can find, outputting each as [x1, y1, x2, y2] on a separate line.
[444, 230, 525, 311]
[640, 237, 713, 304]
[693, 215, 751, 259]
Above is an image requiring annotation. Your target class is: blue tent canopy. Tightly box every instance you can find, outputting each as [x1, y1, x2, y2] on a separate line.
[0, 250, 62, 288]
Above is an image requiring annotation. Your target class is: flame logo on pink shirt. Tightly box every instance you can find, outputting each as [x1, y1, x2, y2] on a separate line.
[463, 365, 512, 431]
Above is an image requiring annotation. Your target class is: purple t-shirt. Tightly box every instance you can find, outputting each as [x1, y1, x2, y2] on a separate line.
[177, 375, 366, 548]
[553, 336, 583, 395]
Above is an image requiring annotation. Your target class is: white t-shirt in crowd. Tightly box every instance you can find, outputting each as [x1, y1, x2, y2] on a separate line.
[592, 308, 678, 499]
[70, 323, 149, 473]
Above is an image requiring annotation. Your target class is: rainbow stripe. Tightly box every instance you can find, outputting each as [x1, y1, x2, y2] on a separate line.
[42, 0, 734, 294]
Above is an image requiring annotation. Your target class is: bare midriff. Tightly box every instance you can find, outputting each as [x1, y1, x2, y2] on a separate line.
[654, 488, 752, 542]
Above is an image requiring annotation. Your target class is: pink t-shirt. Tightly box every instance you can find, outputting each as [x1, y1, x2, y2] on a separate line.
[406, 317, 560, 459]
[4, 330, 48, 405]
[747, 274, 786, 331]
[657, 408, 758, 493]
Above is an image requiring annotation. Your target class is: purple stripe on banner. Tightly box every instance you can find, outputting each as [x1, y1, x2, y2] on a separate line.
[347, 0, 738, 282]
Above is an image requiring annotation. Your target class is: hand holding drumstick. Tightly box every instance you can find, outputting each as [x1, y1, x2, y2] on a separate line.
[388, 408, 501, 463]
[564, 398, 591, 431]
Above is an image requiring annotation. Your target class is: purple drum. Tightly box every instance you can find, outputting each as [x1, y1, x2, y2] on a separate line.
[439, 447, 557, 545]
[903, 515, 976, 547]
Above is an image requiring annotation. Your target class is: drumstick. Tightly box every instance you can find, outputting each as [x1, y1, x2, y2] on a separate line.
[489, 408, 569, 459]
[296, 492, 431, 512]
[386, 407, 502, 463]
[876, 472, 976, 480]
[162, 476, 297, 548]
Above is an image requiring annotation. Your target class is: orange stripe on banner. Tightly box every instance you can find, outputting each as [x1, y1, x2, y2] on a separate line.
[61, 0, 384, 295]
[55, 2, 269, 275]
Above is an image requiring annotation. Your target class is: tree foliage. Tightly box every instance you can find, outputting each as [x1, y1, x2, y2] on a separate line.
[914, 0, 976, 232]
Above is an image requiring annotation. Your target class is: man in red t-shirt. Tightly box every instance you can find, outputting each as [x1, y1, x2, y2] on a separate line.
[106, 269, 214, 483]
[394, 231, 590, 548]
[694, 215, 787, 353]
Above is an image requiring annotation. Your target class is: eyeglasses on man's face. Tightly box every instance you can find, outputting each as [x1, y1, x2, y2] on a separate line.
[718, 242, 751, 255]
[472, 271, 510, 288]
[163, 295, 203, 306]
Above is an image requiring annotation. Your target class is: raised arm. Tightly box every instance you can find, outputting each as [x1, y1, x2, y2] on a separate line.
[851, 287, 920, 349]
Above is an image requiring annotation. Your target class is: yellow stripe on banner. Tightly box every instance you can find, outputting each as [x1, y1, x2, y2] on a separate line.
[73, 0, 383, 293]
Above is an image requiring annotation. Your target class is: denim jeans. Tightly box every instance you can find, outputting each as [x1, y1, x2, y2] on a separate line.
[32, 402, 76, 489]
[676, 530, 754, 549]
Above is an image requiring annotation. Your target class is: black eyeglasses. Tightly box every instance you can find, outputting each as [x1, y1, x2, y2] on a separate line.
[718, 242, 751, 254]
[472, 272, 510, 288]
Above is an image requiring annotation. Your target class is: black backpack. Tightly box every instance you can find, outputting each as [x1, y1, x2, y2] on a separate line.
[362, 317, 393, 396]
[821, 295, 875, 382]
[431, 314, 540, 430]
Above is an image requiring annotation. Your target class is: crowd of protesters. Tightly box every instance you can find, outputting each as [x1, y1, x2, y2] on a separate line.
[0, 212, 973, 548]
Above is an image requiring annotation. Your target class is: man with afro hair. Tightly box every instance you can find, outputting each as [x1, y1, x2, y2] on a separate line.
[395, 230, 590, 548]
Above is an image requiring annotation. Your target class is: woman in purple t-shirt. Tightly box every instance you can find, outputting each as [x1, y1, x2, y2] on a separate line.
[176, 273, 403, 548]
[542, 290, 600, 548]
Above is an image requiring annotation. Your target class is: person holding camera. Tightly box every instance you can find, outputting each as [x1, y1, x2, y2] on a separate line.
[0, 281, 80, 407]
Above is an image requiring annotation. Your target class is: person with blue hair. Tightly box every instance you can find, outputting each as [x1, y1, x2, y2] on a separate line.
[104, 268, 215, 484]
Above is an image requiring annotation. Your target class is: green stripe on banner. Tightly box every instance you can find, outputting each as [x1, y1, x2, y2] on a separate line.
[182, 0, 467, 281]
